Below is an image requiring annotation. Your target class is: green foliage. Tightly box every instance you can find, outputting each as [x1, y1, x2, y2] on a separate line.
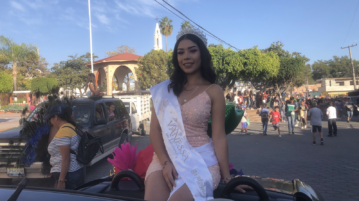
[48, 53, 96, 96]
[167, 49, 174, 76]
[238, 47, 280, 89]
[31, 77, 58, 94]
[136, 49, 169, 90]
[181, 21, 193, 30]
[311, 56, 359, 80]
[159, 17, 173, 52]
[0, 72, 13, 93]
[208, 44, 244, 91]
[0, 104, 28, 112]
[262, 42, 308, 92]
[0, 35, 39, 90]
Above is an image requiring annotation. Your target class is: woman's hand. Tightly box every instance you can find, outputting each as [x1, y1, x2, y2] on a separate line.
[57, 181, 66, 189]
[235, 185, 254, 193]
[162, 161, 178, 191]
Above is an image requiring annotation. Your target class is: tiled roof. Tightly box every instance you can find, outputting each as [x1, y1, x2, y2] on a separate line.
[92, 53, 142, 64]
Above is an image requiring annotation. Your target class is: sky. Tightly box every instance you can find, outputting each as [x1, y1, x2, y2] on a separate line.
[2, 0, 359, 68]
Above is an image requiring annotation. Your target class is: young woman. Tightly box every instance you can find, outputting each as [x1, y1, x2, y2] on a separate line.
[45, 105, 83, 190]
[144, 28, 251, 201]
[85, 73, 103, 96]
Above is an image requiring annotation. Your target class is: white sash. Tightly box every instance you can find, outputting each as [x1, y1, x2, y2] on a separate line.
[150, 80, 217, 201]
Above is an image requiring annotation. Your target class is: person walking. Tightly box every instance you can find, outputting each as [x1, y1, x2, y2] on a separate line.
[308, 102, 324, 145]
[299, 101, 308, 129]
[269, 106, 282, 137]
[326, 102, 337, 137]
[45, 105, 83, 189]
[259, 104, 269, 135]
[285, 97, 298, 134]
[344, 98, 358, 123]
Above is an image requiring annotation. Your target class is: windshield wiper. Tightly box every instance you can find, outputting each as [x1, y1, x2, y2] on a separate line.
[7, 177, 28, 201]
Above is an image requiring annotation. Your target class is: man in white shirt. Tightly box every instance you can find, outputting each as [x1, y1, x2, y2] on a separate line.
[308, 102, 324, 145]
[326, 102, 337, 137]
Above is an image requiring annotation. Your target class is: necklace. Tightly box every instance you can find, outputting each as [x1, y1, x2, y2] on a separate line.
[183, 79, 203, 103]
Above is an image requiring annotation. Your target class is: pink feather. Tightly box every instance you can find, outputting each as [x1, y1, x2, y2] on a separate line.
[108, 142, 138, 171]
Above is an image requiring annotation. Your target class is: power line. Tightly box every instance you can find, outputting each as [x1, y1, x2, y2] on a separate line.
[342, 0, 359, 46]
[341, 44, 358, 89]
[156, 0, 239, 51]
[154, 0, 228, 46]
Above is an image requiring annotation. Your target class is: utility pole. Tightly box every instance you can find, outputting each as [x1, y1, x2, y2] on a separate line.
[341, 44, 357, 90]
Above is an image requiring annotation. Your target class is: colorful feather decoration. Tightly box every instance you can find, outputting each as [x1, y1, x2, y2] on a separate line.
[107, 142, 138, 172]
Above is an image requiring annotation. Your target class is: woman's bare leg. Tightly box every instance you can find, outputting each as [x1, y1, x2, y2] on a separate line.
[169, 184, 193, 201]
[145, 171, 170, 201]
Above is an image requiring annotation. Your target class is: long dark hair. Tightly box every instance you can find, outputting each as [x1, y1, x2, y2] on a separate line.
[57, 106, 77, 127]
[168, 34, 216, 96]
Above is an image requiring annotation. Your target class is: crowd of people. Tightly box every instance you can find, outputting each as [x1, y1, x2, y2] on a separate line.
[230, 91, 358, 145]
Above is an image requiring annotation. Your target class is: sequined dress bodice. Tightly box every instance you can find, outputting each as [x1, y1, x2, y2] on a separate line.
[181, 91, 212, 148]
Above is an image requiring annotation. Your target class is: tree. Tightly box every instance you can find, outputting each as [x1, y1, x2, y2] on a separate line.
[0, 72, 13, 93]
[0, 36, 38, 91]
[238, 47, 280, 91]
[311, 56, 359, 80]
[262, 42, 307, 94]
[208, 44, 244, 92]
[136, 49, 169, 89]
[105, 45, 136, 57]
[31, 78, 58, 94]
[181, 21, 193, 30]
[48, 53, 95, 96]
[159, 17, 173, 52]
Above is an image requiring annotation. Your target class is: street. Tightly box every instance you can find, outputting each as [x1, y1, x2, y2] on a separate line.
[1, 113, 358, 201]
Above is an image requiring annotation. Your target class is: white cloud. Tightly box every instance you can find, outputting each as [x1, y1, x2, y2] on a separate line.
[96, 14, 110, 25]
[10, 1, 26, 11]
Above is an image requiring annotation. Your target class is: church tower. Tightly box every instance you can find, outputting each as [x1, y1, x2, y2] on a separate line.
[154, 23, 162, 50]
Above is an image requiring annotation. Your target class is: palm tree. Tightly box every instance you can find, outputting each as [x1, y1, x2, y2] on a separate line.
[181, 21, 193, 30]
[0, 36, 38, 91]
[159, 17, 173, 52]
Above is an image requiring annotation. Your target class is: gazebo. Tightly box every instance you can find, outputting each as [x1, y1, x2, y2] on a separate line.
[87, 53, 142, 95]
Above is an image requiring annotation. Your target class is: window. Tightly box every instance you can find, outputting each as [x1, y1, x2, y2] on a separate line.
[131, 103, 137, 114]
[336, 82, 344, 86]
[95, 103, 106, 122]
[73, 104, 91, 125]
[105, 102, 118, 121]
[124, 102, 130, 113]
[350, 81, 359, 85]
[114, 101, 129, 120]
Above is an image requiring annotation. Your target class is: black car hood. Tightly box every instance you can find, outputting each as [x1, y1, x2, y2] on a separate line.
[0, 127, 22, 139]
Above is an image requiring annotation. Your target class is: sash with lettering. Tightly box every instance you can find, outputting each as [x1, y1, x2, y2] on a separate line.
[150, 80, 218, 201]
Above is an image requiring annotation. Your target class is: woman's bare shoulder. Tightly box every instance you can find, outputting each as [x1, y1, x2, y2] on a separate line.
[206, 84, 224, 101]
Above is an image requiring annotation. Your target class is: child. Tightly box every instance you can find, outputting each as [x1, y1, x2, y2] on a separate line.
[241, 109, 248, 134]
[269, 106, 282, 137]
[259, 104, 269, 135]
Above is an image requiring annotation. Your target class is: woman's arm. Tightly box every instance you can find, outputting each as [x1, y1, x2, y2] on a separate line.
[207, 86, 230, 180]
[58, 145, 71, 189]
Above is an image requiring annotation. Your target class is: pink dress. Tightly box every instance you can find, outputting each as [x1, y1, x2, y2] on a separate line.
[145, 90, 221, 189]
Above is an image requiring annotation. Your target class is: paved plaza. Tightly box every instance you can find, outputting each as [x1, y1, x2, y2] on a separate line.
[1, 113, 358, 201]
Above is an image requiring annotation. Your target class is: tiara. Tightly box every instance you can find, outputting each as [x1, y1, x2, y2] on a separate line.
[176, 27, 207, 46]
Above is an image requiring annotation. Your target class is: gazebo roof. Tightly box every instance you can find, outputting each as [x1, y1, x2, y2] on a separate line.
[90, 53, 142, 65]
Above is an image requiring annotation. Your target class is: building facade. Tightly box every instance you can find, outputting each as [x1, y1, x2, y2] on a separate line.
[317, 77, 359, 96]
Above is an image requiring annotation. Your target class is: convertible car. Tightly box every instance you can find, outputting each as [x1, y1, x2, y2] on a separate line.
[2, 170, 324, 201]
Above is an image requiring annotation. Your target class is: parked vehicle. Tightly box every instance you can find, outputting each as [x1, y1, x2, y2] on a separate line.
[1, 171, 325, 201]
[105, 93, 151, 135]
[0, 97, 131, 182]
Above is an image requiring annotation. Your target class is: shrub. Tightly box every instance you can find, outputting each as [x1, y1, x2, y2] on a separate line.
[31, 78, 58, 94]
[0, 72, 13, 93]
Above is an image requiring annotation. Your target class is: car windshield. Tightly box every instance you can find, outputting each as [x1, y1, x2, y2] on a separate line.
[124, 102, 130, 114]
[73, 104, 91, 125]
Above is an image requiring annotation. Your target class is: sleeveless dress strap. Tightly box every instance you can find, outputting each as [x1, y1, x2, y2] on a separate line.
[205, 84, 215, 92]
